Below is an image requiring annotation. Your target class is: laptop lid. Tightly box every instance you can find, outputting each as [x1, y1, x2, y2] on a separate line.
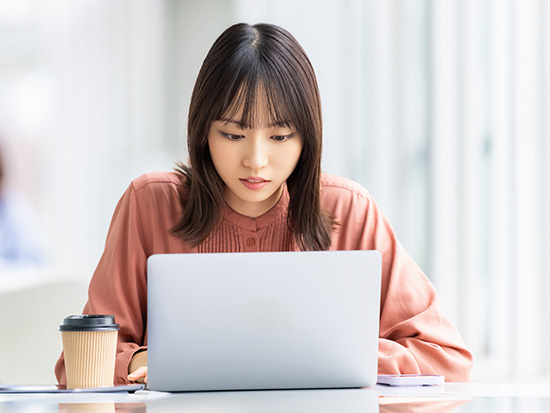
[147, 250, 381, 392]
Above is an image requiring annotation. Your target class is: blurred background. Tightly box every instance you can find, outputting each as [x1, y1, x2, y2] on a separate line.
[0, 0, 548, 384]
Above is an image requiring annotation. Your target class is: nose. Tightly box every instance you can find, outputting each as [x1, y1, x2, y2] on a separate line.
[243, 136, 268, 170]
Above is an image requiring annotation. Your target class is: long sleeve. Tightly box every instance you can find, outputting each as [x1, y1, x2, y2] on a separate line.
[375, 236, 473, 381]
[322, 175, 473, 382]
[375, 247, 473, 381]
[55, 182, 149, 385]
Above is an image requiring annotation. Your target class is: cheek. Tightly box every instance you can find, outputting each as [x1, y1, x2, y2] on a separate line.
[282, 142, 303, 170]
[209, 141, 238, 175]
[208, 141, 224, 176]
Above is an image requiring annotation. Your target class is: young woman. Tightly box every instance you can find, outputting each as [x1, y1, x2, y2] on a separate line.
[55, 23, 472, 385]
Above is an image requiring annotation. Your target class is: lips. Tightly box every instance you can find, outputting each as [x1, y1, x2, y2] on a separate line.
[242, 177, 267, 183]
[240, 177, 270, 190]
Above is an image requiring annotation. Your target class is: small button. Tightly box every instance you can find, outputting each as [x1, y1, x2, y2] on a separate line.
[118, 378, 126, 384]
[246, 237, 256, 247]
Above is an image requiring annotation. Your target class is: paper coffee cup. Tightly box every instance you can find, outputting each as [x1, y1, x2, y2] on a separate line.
[60, 315, 119, 389]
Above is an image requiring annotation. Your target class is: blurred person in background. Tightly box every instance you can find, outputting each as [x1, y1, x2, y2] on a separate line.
[0, 141, 46, 270]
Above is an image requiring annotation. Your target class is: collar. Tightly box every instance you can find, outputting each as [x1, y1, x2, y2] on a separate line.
[221, 184, 289, 231]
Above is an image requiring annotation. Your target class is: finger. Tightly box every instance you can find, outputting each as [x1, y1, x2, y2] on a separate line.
[128, 367, 144, 379]
[128, 374, 145, 384]
[128, 366, 148, 383]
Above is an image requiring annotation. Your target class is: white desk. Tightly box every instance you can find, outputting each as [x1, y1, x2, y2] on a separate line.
[1, 383, 549, 412]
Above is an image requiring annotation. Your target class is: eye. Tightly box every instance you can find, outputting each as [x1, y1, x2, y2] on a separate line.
[221, 132, 244, 141]
[271, 134, 294, 142]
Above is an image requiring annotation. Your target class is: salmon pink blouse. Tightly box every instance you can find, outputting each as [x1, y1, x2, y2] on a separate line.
[55, 172, 473, 385]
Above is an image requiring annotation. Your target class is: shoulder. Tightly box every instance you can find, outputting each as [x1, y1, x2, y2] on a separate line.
[131, 171, 187, 192]
[118, 171, 189, 216]
[320, 173, 370, 203]
[111, 171, 188, 230]
[319, 173, 376, 224]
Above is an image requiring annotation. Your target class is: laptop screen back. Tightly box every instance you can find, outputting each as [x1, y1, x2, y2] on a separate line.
[147, 250, 381, 391]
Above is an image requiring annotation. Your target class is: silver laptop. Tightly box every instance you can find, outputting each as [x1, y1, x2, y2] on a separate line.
[147, 250, 381, 392]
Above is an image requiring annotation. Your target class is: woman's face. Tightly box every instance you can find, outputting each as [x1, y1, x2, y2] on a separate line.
[207, 107, 302, 218]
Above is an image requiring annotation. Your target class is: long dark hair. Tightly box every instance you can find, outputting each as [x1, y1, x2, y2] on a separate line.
[170, 23, 333, 250]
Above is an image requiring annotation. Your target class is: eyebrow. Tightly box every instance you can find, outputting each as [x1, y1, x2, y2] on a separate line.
[219, 118, 292, 129]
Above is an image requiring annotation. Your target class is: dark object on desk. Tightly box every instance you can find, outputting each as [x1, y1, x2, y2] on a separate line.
[59, 314, 120, 332]
[0, 383, 145, 393]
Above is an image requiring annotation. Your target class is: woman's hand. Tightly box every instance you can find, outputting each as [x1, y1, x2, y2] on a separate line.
[128, 350, 148, 384]
[128, 366, 148, 383]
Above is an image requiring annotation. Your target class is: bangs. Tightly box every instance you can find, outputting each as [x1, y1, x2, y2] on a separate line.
[218, 71, 300, 130]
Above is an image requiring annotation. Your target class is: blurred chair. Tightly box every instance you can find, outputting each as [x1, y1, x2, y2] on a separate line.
[0, 274, 88, 385]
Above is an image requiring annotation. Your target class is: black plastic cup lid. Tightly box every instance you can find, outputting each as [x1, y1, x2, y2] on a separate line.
[59, 315, 120, 332]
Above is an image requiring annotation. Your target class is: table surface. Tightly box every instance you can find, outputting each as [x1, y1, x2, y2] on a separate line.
[1, 382, 549, 412]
